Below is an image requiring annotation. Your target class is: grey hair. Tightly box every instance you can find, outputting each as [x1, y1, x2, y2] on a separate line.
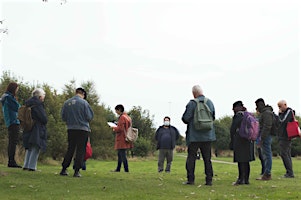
[192, 85, 203, 95]
[32, 88, 46, 97]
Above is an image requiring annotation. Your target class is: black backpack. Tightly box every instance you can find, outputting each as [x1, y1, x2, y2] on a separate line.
[270, 111, 280, 136]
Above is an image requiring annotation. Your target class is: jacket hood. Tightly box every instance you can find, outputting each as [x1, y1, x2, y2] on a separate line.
[0, 93, 9, 103]
[261, 105, 273, 112]
[25, 96, 43, 107]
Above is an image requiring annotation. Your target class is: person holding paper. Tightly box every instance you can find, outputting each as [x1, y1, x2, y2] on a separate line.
[111, 104, 133, 172]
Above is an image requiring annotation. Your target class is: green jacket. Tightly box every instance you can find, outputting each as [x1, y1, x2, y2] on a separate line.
[258, 105, 273, 140]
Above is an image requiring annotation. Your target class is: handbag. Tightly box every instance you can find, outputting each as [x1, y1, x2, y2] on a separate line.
[286, 110, 301, 139]
[84, 138, 93, 160]
[123, 115, 138, 143]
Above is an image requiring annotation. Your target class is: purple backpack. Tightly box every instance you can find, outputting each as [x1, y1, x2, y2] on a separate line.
[238, 111, 259, 141]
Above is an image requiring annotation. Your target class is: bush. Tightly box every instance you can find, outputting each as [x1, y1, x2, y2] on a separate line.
[132, 137, 152, 157]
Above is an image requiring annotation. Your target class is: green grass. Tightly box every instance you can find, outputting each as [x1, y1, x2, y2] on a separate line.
[0, 154, 300, 200]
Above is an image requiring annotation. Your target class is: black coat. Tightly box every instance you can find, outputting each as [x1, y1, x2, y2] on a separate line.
[22, 96, 48, 152]
[230, 112, 255, 163]
[155, 125, 180, 149]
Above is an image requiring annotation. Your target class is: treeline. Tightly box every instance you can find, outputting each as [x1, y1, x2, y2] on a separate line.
[1, 71, 301, 161]
[0, 71, 183, 160]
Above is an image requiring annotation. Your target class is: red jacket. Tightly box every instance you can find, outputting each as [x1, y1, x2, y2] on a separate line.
[113, 113, 134, 150]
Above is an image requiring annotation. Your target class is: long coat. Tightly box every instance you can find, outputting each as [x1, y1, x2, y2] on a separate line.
[230, 112, 255, 163]
[22, 96, 48, 152]
[113, 113, 134, 150]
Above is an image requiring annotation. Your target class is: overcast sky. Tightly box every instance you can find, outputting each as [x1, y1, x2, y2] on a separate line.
[1, 0, 300, 135]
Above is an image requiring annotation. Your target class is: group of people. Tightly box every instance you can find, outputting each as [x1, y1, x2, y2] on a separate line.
[0, 82, 135, 177]
[0, 82, 297, 184]
[230, 98, 295, 186]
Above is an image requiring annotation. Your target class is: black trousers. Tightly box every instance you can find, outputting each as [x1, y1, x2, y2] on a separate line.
[186, 141, 213, 183]
[7, 124, 20, 164]
[62, 130, 88, 171]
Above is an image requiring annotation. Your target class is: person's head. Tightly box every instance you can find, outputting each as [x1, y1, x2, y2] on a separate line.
[232, 100, 245, 114]
[32, 88, 46, 102]
[75, 88, 87, 99]
[163, 116, 170, 127]
[255, 98, 265, 113]
[192, 85, 203, 98]
[6, 82, 19, 96]
[115, 104, 124, 115]
[277, 100, 288, 113]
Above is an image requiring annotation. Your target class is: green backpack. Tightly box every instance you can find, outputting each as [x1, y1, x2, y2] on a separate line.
[193, 98, 213, 131]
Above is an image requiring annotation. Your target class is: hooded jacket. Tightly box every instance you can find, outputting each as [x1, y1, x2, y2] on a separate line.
[22, 96, 48, 152]
[257, 105, 273, 140]
[0, 92, 20, 127]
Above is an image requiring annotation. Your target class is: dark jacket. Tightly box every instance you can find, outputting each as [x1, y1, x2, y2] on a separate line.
[22, 96, 48, 152]
[258, 105, 273, 140]
[230, 110, 255, 163]
[182, 95, 216, 145]
[0, 92, 21, 127]
[155, 125, 180, 149]
[278, 107, 294, 141]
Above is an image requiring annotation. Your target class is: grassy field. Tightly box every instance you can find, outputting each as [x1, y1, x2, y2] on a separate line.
[0, 153, 300, 200]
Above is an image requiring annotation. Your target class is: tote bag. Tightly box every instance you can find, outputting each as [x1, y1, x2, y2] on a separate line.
[84, 138, 93, 160]
[286, 110, 301, 139]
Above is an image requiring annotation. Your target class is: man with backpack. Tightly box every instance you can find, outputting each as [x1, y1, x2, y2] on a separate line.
[182, 85, 216, 186]
[255, 98, 273, 181]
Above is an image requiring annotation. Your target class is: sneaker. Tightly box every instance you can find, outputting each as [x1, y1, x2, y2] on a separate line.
[182, 181, 195, 185]
[60, 169, 68, 176]
[283, 174, 294, 178]
[73, 171, 81, 178]
[205, 181, 212, 186]
[232, 179, 245, 186]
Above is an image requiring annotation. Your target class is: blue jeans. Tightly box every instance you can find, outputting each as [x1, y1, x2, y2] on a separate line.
[23, 145, 40, 170]
[261, 135, 272, 175]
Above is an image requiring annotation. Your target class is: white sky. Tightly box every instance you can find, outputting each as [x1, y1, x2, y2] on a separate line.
[1, 0, 300, 135]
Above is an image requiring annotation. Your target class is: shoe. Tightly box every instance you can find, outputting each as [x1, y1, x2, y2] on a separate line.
[73, 171, 81, 178]
[182, 181, 195, 185]
[205, 182, 212, 186]
[232, 179, 245, 186]
[28, 168, 36, 171]
[110, 169, 120, 172]
[256, 174, 271, 181]
[283, 174, 294, 178]
[158, 169, 163, 173]
[8, 163, 22, 168]
[60, 169, 68, 176]
[165, 170, 170, 173]
[23, 167, 29, 171]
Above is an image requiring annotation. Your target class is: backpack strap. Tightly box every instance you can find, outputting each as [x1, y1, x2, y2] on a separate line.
[193, 97, 213, 117]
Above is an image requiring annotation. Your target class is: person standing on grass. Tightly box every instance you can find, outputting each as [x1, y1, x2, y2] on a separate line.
[229, 101, 255, 185]
[155, 116, 180, 173]
[182, 85, 216, 186]
[277, 100, 295, 178]
[60, 88, 93, 178]
[22, 88, 48, 171]
[0, 82, 22, 168]
[255, 98, 273, 181]
[111, 104, 133, 173]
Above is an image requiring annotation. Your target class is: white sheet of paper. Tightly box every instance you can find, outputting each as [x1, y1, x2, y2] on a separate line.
[107, 122, 117, 128]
